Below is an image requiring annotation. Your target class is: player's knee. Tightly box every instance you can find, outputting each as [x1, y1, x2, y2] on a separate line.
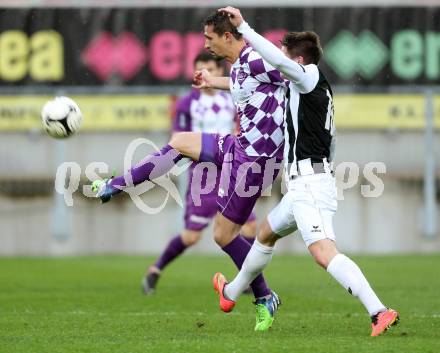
[213, 235, 222, 246]
[181, 231, 201, 246]
[241, 220, 257, 238]
[312, 247, 336, 269]
[169, 132, 185, 149]
[213, 214, 241, 247]
[309, 239, 339, 269]
[312, 252, 329, 269]
[184, 236, 200, 246]
[213, 229, 224, 246]
[255, 218, 279, 247]
[169, 132, 201, 160]
[213, 227, 237, 247]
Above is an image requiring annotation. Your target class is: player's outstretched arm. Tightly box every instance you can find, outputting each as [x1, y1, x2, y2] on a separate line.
[193, 69, 230, 90]
[219, 6, 317, 93]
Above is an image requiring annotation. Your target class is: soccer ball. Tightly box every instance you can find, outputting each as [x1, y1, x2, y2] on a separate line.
[41, 96, 82, 138]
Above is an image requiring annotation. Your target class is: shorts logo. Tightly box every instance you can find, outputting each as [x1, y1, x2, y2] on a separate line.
[218, 188, 225, 197]
[311, 225, 321, 233]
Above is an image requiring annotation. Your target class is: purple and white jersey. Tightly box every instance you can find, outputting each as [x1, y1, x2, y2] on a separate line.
[173, 88, 236, 135]
[230, 45, 286, 158]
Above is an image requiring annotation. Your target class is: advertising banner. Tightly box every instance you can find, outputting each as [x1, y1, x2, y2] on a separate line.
[1, 94, 439, 131]
[0, 95, 172, 131]
[0, 7, 438, 86]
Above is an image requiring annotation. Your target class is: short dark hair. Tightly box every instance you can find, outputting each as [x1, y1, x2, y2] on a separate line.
[193, 51, 223, 68]
[281, 31, 323, 64]
[204, 11, 242, 40]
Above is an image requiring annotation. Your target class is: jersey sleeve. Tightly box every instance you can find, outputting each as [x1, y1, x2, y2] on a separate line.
[239, 21, 319, 94]
[172, 96, 192, 132]
[247, 50, 285, 87]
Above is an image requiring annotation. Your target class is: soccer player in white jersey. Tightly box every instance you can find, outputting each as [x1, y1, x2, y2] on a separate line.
[142, 52, 258, 294]
[92, 12, 286, 330]
[211, 6, 399, 337]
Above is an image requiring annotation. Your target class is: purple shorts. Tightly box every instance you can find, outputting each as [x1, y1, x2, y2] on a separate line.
[184, 161, 256, 231]
[199, 133, 282, 225]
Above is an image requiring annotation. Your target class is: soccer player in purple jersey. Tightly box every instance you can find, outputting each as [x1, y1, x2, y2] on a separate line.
[92, 11, 285, 330]
[142, 52, 258, 294]
[211, 6, 400, 336]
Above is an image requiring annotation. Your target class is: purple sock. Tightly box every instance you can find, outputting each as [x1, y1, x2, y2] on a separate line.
[221, 235, 271, 298]
[155, 234, 187, 270]
[243, 236, 255, 246]
[109, 144, 183, 193]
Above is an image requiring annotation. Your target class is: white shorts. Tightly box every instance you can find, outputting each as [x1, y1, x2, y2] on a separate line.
[268, 173, 338, 247]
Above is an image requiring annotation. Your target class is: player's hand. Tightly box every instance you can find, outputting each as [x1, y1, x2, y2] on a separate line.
[218, 6, 244, 28]
[192, 69, 213, 89]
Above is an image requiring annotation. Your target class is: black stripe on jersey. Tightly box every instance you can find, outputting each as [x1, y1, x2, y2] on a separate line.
[286, 69, 334, 164]
[285, 88, 295, 164]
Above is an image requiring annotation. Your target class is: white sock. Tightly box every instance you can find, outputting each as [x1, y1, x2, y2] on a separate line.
[224, 239, 274, 301]
[327, 253, 386, 316]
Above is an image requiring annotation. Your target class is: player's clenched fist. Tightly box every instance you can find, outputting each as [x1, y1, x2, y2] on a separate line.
[192, 69, 213, 89]
[218, 6, 244, 27]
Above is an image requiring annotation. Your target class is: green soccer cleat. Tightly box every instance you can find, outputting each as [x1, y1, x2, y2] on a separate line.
[91, 178, 115, 203]
[254, 291, 281, 331]
[91, 179, 104, 193]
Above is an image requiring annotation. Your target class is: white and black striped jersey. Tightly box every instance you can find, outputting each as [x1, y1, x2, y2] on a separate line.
[284, 67, 335, 167]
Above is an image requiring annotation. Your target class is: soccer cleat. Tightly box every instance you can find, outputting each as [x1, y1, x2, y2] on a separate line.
[91, 178, 115, 203]
[141, 272, 160, 295]
[371, 308, 400, 336]
[212, 272, 236, 312]
[254, 291, 281, 331]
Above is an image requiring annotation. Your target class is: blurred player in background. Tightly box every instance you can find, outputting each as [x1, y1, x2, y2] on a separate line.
[92, 11, 286, 331]
[212, 6, 399, 337]
[142, 52, 257, 294]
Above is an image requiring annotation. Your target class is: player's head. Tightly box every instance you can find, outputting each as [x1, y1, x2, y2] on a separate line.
[194, 51, 225, 77]
[203, 11, 243, 61]
[281, 31, 323, 65]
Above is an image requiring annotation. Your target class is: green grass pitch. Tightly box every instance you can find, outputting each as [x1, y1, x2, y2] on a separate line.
[1, 254, 439, 353]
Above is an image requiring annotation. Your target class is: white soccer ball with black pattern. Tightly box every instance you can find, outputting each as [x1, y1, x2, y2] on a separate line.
[41, 96, 82, 138]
